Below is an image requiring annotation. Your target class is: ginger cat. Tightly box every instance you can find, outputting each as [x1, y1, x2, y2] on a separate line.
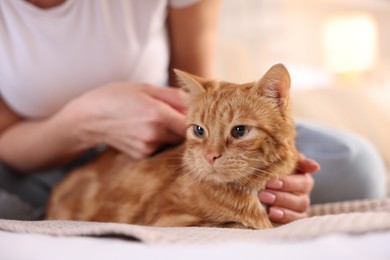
[46, 64, 298, 229]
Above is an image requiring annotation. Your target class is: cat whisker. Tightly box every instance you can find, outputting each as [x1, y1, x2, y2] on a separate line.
[180, 165, 205, 193]
[224, 169, 260, 187]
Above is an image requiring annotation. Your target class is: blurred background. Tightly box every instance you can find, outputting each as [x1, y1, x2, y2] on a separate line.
[215, 0, 390, 190]
[216, 0, 390, 89]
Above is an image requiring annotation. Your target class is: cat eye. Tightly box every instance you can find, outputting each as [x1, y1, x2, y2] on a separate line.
[231, 125, 249, 138]
[193, 125, 205, 137]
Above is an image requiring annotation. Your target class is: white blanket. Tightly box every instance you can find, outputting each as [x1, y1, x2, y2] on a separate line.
[1, 198, 390, 259]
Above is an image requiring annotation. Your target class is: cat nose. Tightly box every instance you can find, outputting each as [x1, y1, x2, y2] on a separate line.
[205, 153, 222, 165]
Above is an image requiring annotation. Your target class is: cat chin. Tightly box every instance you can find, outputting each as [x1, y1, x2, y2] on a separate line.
[196, 170, 240, 185]
[195, 171, 225, 183]
[188, 164, 258, 187]
[199, 175, 259, 193]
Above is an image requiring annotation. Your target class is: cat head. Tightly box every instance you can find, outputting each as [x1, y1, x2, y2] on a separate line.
[174, 64, 298, 188]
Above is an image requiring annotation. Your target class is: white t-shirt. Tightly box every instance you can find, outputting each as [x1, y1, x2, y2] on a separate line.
[0, 0, 198, 118]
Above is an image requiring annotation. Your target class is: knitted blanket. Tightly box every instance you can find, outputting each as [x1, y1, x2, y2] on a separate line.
[0, 198, 389, 245]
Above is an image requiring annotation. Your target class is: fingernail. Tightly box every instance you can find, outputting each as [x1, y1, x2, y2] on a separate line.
[259, 191, 276, 204]
[269, 207, 284, 219]
[267, 180, 283, 189]
[306, 159, 321, 172]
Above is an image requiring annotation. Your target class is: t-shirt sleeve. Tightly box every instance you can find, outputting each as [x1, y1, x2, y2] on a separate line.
[169, 0, 200, 9]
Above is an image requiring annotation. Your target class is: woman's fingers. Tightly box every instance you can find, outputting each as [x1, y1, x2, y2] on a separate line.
[143, 92, 187, 137]
[259, 189, 311, 214]
[257, 153, 320, 224]
[268, 206, 308, 224]
[296, 153, 320, 173]
[122, 129, 183, 159]
[267, 173, 315, 194]
[147, 85, 188, 113]
[259, 170, 315, 223]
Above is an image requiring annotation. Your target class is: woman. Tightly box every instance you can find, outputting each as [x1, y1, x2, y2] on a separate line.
[0, 0, 386, 223]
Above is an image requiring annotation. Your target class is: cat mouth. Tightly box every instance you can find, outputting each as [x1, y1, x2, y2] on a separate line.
[194, 166, 225, 182]
[205, 168, 238, 183]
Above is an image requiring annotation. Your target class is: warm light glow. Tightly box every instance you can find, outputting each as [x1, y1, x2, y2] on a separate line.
[322, 13, 378, 74]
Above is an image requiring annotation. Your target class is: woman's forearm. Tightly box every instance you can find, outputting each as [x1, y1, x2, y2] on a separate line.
[0, 81, 189, 172]
[168, 0, 221, 84]
[0, 102, 94, 173]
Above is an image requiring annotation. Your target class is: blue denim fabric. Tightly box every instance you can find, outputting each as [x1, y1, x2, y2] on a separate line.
[296, 120, 387, 204]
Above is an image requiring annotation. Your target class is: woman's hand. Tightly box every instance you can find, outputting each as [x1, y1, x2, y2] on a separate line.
[64, 82, 188, 159]
[258, 154, 320, 224]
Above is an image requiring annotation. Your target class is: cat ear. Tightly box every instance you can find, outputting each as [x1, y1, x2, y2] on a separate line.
[173, 69, 206, 99]
[257, 63, 291, 110]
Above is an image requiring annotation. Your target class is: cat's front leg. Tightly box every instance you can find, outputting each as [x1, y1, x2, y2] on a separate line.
[151, 213, 201, 227]
[242, 215, 273, 229]
[218, 222, 250, 229]
[241, 200, 274, 229]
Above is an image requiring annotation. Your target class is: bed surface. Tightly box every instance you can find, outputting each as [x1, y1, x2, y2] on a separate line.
[1, 198, 389, 259]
